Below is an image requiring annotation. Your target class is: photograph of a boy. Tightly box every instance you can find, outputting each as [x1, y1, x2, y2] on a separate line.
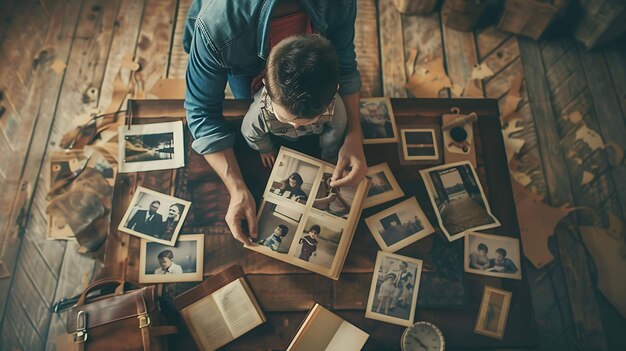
[269, 155, 319, 205]
[153, 250, 183, 275]
[298, 225, 320, 261]
[465, 233, 521, 279]
[312, 173, 355, 218]
[371, 258, 417, 320]
[294, 220, 343, 269]
[360, 100, 394, 140]
[375, 273, 397, 314]
[144, 241, 198, 275]
[469, 243, 491, 270]
[260, 224, 289, 251]
[256, 202, 300, 254]
[489, 248, 518, 274]
[241, 34, 347, 167]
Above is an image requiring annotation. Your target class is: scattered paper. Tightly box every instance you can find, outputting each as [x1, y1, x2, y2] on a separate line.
[463, 79, 483, 97]
[564, 111, 583, 124]
[581, 171, 594, 185]
[500, 74, 523, 119]
[148, 78, 186, 99]
[50, 60, 67, 74]
[575, 124, 605, 152]
[406, 48, 418, 77]
[470, 63, 494, 80]
[406, 57, 452, 98]
[450, 83, 464, 97]
[502, 119, 525, 161]
[511, 170, 532, 187]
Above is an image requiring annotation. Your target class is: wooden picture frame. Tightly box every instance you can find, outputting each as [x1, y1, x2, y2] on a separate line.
[363, 163, 404, 209]
[139, 234, 204, 283]
[474, 286, 512, 339]
[360, 97, 398, 144]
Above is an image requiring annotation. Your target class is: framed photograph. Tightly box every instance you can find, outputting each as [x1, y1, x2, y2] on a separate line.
[139, 234, 204, 283]
[363, 163, 404, 209]
[118, 121, 185, 173]
[312, 172, 358, 219]
[292, 214, 344, 270]
[360, 97, 398, 144]
[464, 232, 522, 280]
[400, 128, 439, 161]
[266, 151, 321, 206]
[366, 251, 423, 327]
[419, 161, 500, 241]
[474, 286, 512, 339]
[118, 186, 191, 246]
[365, 197, 435, 252]
[254, 200, 303, 254]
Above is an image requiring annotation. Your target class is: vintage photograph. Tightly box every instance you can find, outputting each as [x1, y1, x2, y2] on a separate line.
[400, 128, 439, 161]
[465, 232, 522, 280]
[360, 97, 398, 144]
[365, 197, 435, 252]
[364, 163, 404, 209]
[292, 215, 344, 270]
[312, 172, 356, 219]
[118, 121, 185, 173]
[254, 200, 302, 254]
[118, 186, 191, 246]
[474, 286, 513, 339]
[366, 251, 423, 327]
[267, 151, 321, 205]
[420, 161, 500, 241]
[139, 234, 204, 283]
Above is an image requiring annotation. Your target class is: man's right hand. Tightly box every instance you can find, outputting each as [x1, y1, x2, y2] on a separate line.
[225, 187, 258, 245]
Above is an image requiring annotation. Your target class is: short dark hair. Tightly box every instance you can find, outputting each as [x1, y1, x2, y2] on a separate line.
[309, 225, 321, 234]
[277, 224, 289, 236]
[266, 34, 339, 119]
[150, 200, 161, 206]
[287, 172, 304, 187]
[158, 250, 173, 260]
[496, 248, 507, 257]
[478, 243, 488, 252]
[400, 261, 408, 268]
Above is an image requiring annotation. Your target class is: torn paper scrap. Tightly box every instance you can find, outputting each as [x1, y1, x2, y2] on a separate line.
[581, 171, 594, 185]
[470, 63, 494, 80]
[575, 124, 605, 152]
[50, 60, 67, 74]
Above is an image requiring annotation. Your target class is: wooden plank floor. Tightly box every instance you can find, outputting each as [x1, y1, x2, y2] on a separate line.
[0, 1, 625, 350]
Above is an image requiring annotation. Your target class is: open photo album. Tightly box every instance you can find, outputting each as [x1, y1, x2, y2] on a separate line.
[245, 147, 370, 280]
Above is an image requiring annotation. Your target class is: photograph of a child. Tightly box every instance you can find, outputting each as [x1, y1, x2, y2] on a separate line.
[420, 161, 500, 241]
[366, 252, 423, 327]
[118, 186, 191, 246]
[254, 201, 302, 254]
[360, 97, 398, 144]
[364, 163, 404, 209]
[293, 216, 343, 269]
[139, 234, 204, 283]
[312, 172, 355, 219]
[474, 286, 512, 339]
[365, 197, 434, 252]
[118, 121, 185, 173]
[465, 232, 522, 280]
[268, 153, 320, 205]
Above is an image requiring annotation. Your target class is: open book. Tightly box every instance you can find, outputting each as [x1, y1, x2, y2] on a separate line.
[172, 265, 265, 351]
[288, 303, 369, 351]
[245, 147, 370, 279]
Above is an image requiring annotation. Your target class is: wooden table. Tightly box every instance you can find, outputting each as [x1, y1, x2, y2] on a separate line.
[100, 98, 536, 350]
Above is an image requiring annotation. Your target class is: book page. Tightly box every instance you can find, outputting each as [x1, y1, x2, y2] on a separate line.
[325, 321, 369, 351]
[289, 306, 343, 351]
[180, 295, 233, 351]
[213, 279, 264, 339]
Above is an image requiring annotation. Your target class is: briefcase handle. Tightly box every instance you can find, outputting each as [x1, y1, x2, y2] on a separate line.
[76, 279, 136, 306]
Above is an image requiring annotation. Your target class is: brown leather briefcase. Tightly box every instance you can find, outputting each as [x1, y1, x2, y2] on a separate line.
[66, 279, 177, 351]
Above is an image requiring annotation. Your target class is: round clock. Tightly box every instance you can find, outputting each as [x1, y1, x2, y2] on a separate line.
[400, 321, 445, 351]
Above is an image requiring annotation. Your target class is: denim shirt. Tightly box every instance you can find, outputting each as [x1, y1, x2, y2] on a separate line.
[183, 0, 362, 155]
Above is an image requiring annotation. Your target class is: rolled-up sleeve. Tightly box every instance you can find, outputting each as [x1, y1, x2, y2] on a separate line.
[184, 19, 233, 155]
[328, 1, 361, 96]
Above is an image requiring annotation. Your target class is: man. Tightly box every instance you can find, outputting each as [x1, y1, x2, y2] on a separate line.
[390, 261, 413, 309]
[183, 0, 367, 245]
[489, 248, 518, 274]
[127, 200, 164, 236]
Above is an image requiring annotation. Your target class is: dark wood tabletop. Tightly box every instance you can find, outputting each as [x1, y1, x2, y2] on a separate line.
[101, 98, 536, 350]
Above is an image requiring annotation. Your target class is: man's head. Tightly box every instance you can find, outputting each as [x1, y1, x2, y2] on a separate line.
[266, 34, 339, 125]
[399, 261, 408, 271]
[157, 250, 174, 268]
[149, 201, 161, 214]
[496, 248, 507, 263]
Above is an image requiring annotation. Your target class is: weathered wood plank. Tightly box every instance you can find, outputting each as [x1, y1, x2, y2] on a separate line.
[247, 274, 332, 311]
[545, 47, 581, 94]
[540, 38, 575, 71]
[354, 0, 381, 97]
[485, 57, 523, 99]
[10, 262, 54, 337]
[556, 90, 595, 137]
[604, 44, 626, 123]
[441, 9, 479, 96]
[378, 0, 406, 97]
[3, 288, 43, 351]
[0, 0, 16, 44]
[551, 71, 588, 117]
[476, 26, 512, 61]
[482, 35, 519, 79]
[167, 0, 191, 79]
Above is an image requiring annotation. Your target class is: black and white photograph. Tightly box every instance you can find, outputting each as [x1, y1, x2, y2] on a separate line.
[400, 128, 439, 161]
[465, 232, 522, 280]
[267, 150, 321, 206]
[252, 200, 302, 254]
[366, 251, 423, 327]
[139, 234, 204, 283]
[364, 163, 404, 209]
[420, 161, 500, 241]
[292, 215, 344, 270]
[312, 172, 356, 219]
[474, 286, 512, 339]
[118, 186, 191, 246]
[365, 197, 435, 252]
[118, 121, 185, 173]
[359, 97, 398, 144]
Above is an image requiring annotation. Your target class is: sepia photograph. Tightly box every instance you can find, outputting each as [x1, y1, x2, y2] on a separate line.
[400, 128, 439, 161]
[312, 172, 356, 219]
[118, 121, 185, 173]
[365, 197, 435, 252]
[360, 97, 398, 144]
[465, 232, 522, 280]
[254, 200, 302, 254]
[363, 163, 404, 209]
[474, 286, 513, 339]
[292, 215, 344, 270]
[139, 234, 204, 283]
[420, 161, 500, 241]
[366, 251, 423, 327]
[267, 151, 321, 206]
[118, 186, 191, 246]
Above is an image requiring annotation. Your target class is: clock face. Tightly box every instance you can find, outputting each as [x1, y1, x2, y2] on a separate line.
[401, 321, 445, 351]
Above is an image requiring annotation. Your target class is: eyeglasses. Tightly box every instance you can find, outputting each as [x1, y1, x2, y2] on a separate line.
[262, 90, 335, 126]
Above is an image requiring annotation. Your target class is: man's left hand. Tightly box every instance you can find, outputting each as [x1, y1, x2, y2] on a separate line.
[330, 133, 367, 187]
